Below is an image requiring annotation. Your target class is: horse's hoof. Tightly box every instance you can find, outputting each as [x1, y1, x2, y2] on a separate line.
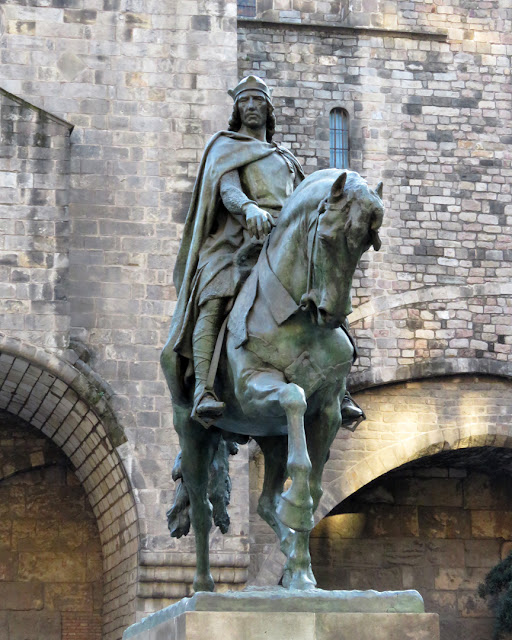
[285, 570, 317, 591]
[193, 574, 215, 592]
[276, 495, 314, 532]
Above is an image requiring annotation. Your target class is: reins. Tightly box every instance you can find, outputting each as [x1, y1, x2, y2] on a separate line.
[300, 203, 322, 313]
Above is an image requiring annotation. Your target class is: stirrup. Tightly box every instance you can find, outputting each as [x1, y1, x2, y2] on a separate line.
[192, 389, 225, 429]
[341, 394, 366, 432]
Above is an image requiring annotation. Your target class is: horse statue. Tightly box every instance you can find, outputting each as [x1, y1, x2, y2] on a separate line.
[161, 168, 384, 592]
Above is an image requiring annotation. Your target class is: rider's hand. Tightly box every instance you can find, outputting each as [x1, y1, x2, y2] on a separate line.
[245, 204, 274, 241]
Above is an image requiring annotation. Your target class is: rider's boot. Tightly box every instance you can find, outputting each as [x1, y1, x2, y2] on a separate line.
[341, 391, 365, 428]
[191, 298, 226, 428]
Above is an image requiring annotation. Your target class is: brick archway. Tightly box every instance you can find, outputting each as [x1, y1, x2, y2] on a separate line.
[0, 335, 139, 640]
[252, 373, 512, 587]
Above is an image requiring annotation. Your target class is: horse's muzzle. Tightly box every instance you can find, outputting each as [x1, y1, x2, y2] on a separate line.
[317, 307, 343, 329]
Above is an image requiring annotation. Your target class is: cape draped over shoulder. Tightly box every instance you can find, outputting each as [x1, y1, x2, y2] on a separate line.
[166, 130, 303, 391]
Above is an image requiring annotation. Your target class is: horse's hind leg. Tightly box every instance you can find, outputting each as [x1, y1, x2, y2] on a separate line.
[253, 436, 294, 557]
[174, 405, 220, 592]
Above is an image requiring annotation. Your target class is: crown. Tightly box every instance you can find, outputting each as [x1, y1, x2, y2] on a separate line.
[228, 75, 273, 102]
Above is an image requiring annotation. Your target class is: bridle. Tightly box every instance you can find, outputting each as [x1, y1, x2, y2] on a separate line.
[300, 200, 324, 313]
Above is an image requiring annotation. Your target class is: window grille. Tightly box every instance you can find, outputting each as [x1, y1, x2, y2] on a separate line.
[330, 108, 349, 169]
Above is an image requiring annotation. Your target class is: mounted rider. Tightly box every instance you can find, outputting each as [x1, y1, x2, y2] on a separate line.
[164, 75, 363, 427]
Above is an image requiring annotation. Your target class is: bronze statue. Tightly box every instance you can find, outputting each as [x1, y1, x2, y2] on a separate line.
[161, 76, 383, 592]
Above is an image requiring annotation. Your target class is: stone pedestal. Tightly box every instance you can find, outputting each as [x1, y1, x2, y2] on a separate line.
[123, 588, 439, 640]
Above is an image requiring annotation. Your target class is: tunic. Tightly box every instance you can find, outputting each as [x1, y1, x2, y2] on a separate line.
[196, 150, 299, 306]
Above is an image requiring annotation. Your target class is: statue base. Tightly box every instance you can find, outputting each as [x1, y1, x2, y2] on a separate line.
[123, 588, 439, 640]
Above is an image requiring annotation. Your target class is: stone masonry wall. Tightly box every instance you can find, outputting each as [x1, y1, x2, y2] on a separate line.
[241, 0, 507, 32]
[310, 461, 510, 640]
[238, 0, 512, 391]
[0, 0, 248, 619]
[0, 90, 72, 353]
[1, 0, 511, 631]
[0, 412, 103, 640]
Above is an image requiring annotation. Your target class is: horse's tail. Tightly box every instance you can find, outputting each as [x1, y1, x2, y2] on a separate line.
[166, 438, 239, 538]
[166, 451, 190, 538]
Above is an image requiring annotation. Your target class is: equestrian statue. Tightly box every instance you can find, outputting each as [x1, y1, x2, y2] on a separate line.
[161, 76, 384, 592]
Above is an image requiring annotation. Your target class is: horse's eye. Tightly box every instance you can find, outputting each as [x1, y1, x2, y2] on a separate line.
[318, 231, 337, 247]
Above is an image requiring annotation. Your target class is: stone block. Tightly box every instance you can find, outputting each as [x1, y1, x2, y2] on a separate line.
[393, 478, 463, 508]
[418, 507, 471, 539]
[0, 550, 17, 580]
[44, 583, 94, 611]
[0, 613, 7, 640]
[471, 511, 512, 539]
[458, 591, 492, 619]
[124, 607, 439, 640]
[18, 551, 87, 582]
[123, 590, 438, 640]
[434, 567, 487, 591]
[464, 540, 501, 568]
[316, 613, 439, 640]
[7, 611, 61, 640]
[0, 582, 43, 610]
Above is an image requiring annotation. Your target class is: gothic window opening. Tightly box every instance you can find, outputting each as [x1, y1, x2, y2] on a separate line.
[238, 0, 256, 17]
[330, 108, 349, 169]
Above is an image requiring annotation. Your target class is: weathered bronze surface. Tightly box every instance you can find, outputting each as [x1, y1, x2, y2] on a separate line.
[161, 76, 384, 593]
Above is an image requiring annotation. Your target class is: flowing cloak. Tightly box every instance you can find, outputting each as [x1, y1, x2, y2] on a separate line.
[163, 130, 304, 399]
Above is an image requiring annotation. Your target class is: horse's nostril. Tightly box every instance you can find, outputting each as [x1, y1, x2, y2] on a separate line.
[317, 307, 333, 325]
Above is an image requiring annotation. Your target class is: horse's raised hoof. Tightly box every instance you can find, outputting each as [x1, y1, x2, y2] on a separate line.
[193, 573, 215, 592]
[276, 495, 314, 532]
[283, 568, 317, 591]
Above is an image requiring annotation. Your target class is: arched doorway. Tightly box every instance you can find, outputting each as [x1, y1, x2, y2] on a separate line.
[0, 410, 103, 639]
[311, 447, 512, 639]
[0, 338, 140, 640]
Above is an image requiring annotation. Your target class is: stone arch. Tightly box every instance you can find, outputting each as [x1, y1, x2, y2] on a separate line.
[0, 335, 139, 640]
[251, 373, 512, 586]
[350, 282, 512, 324]
[350, 357, 512, 391]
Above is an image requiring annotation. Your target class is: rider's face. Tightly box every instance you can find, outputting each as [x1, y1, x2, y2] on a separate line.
[238, 91, 267, 131]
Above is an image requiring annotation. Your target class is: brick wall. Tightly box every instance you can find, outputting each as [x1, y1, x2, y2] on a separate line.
[0, 412, 103, 640]
[310, 457, 512, 640]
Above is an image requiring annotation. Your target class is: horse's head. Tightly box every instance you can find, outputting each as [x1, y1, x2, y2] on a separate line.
[303, 170, 384, 328]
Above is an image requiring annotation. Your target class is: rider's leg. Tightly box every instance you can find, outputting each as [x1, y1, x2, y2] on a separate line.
[192, 297, 226, 425]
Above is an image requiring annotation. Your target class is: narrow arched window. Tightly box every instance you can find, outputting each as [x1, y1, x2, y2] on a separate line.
[330, 108, 349, 169]
[238, 0, 256, 17]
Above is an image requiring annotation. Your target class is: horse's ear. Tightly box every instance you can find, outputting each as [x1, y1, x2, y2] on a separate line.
[375, 181, 383, 199]
[330, 171, 347, 201]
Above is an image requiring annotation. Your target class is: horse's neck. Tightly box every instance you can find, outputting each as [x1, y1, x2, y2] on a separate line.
[267, 214, 308, 304]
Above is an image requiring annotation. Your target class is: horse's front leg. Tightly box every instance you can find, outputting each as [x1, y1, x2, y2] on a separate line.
[175, 405, 220, 592]
[276, 383, 314, 533]
[282, 392, 343, 590]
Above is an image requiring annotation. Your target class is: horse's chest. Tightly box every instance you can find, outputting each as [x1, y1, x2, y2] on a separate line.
[246, 314, 352, 398]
